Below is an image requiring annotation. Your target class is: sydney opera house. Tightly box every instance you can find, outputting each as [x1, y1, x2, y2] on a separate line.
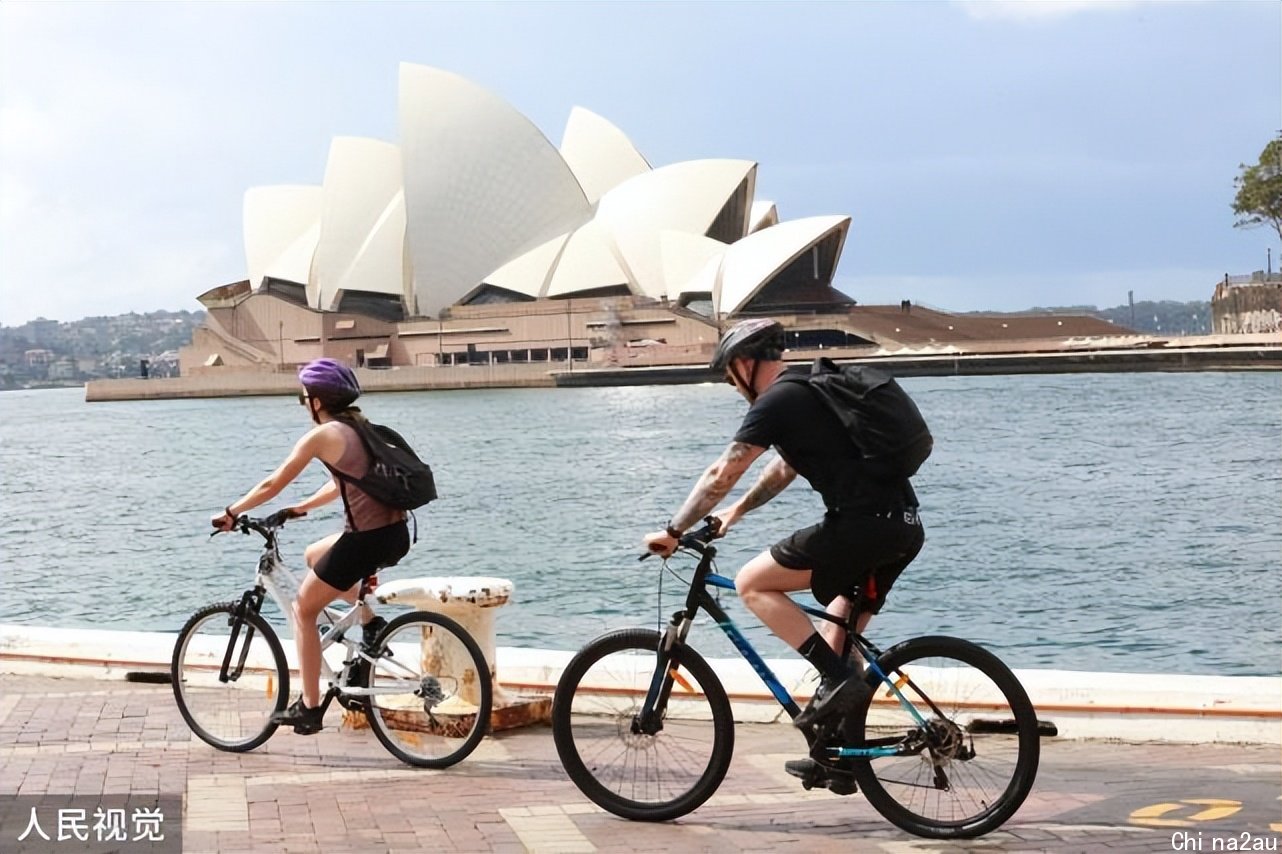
[181, 64, 1120, 376]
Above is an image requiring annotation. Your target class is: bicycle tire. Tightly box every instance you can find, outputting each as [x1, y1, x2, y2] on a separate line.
[171, 601, 289, 752]
[848, 635, 1040, 839]
[552, 628, 735, 821]
[362, 610, 492, 768]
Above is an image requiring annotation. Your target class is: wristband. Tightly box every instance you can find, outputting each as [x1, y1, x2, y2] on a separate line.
[665, 522, 683, 539]
[225, 505, 236, 519]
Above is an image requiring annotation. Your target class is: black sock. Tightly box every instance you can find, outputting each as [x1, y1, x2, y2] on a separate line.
[798, 633, 855, 682]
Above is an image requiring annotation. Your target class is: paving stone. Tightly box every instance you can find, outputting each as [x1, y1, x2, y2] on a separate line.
[0, 673, 1278, 852]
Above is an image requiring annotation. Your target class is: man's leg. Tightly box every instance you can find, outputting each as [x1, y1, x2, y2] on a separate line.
[736, 552, 863, 728]
[734, 551, 815, 647]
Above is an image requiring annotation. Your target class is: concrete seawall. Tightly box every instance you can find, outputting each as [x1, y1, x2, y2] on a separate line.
[3, 623, 1277, 744]
[84, 339, 1282, 401]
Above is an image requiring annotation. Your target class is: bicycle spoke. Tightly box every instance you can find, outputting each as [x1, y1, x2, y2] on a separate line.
[851, 637, 1039, 839]
[553, 630, 735, 821]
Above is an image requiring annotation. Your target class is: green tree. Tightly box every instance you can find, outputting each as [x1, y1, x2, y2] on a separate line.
[1233, 133, 1282, 245]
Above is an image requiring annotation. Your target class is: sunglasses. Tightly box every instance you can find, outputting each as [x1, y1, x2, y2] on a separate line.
[297, 392, 310, 406]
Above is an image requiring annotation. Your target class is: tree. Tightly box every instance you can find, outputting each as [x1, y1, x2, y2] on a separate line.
[1233, 133, 1282, 245]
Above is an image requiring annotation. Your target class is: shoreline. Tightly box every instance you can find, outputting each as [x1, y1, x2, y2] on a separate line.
[3, 623, 1278, 744]
[83, 337, 1282, 401]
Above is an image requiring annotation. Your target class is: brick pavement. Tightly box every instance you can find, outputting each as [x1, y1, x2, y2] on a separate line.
[0, 674, 1278, 853]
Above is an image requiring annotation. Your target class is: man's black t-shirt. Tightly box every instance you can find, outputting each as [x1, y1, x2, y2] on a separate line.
[733, 368, 917, 512]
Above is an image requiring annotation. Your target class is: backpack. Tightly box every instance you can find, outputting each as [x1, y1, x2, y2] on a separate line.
[778, 357, 932, 482]
[327, 417, 438, 512]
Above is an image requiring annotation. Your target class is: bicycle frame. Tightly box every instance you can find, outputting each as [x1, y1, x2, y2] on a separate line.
[218, 522, 418, 702]
[645, 534, 930, 760]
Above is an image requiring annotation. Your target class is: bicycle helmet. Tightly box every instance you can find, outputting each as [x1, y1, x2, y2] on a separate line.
[709, 319, 785, 371]
[297, 357, 361, 409]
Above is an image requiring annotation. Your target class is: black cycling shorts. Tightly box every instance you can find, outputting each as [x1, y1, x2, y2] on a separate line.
[771, 508, 924, 611]
[313, 521, 410, 592]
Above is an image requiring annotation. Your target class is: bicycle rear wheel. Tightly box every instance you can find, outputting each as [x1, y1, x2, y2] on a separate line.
[551, 628, 735, 821]
[171, 602, 288, 751]
[848, 635, 1040, 839]
[363, 611, 492, 768]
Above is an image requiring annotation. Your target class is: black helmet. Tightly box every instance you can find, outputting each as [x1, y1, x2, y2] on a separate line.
[710, 319, 785, 371]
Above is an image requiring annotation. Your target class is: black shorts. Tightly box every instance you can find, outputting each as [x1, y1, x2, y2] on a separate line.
[313, 521, 410, 591]
[770, 508, 924, 611]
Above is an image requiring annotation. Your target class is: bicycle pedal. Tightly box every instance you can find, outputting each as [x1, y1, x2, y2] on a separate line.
[827, 777, 858, 796]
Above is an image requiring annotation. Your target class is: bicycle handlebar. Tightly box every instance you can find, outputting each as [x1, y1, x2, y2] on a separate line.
[639, 516, 722, 561]
[210, 508, 305, 542]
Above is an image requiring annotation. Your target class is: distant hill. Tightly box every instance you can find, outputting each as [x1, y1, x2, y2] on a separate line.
[978, 300, 1211, 336]
[0, 309, 206, 388]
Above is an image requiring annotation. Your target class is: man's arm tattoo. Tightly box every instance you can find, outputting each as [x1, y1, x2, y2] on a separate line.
[737, 456, 797, 515]
[671, 442, 759, 531]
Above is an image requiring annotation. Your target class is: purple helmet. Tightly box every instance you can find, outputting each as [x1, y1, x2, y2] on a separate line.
[298, 358, 360, 408]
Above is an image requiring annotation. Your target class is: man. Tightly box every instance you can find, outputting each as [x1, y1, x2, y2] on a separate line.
[644, 318, 925, 788]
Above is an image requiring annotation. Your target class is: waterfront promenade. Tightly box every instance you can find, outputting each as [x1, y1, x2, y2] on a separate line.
[2, 672, 1279, 853]
[83, 333, 1282, 401]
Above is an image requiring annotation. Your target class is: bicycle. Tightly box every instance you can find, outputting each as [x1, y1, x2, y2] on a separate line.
[551, 519, 1041, 839]
[171, 510, 493, 768]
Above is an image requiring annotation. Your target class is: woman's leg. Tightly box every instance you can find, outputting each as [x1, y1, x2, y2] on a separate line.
[292, 570, 344, 708]
[304, 533, 341, 570]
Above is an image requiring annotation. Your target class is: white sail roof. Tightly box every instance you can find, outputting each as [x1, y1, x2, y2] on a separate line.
[243, 186, 322, 291]
[594, 159, 757, 299]
[399, 63, 593, 317]
[749, 200, 779, 233]
[660, 231, 728, 296]
[311, 137, 406, 311]
[713, 215, 851, 316]
[482, 232, 569, 298]
[559, 106, 651, 204]
[544, 219, 631, 298]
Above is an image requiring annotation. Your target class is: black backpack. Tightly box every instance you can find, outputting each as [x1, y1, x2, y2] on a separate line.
[779, 357, 933, 482]
[327, 417, 438, 513]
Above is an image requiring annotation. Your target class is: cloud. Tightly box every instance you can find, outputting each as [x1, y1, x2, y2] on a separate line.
[955, 1, 1141, 24]
[0, 6, 244, 324]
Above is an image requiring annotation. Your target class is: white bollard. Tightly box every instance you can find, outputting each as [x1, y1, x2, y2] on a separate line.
[373, 576, 551, 729]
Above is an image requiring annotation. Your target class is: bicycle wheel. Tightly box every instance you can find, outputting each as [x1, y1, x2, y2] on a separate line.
[171, 602, 289, 751]
[848, 635, 1040, 839]
[551, 628, 735, 821]
[363, 611, 492, 768]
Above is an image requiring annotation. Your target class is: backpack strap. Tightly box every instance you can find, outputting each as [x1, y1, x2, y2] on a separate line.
[324, 461, 360, 532]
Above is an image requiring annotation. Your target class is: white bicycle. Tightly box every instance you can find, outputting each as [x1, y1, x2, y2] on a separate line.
[171, 511, 492, 768]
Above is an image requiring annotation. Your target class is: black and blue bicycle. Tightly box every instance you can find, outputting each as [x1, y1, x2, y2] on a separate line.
[551, 520, 1041, 839]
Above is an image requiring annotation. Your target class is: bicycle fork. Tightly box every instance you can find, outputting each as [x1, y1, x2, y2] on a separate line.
[219, 587, 266, 684]
[634, 611, 693, 735]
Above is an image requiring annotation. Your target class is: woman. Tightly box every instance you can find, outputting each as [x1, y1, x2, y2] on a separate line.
[211, 358, 409, 734]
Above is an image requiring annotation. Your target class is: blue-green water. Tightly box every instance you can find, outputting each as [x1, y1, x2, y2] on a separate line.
[1, 373, 1279, 676]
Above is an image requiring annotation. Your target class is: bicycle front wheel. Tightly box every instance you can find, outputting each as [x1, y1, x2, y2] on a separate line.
[171, 602, 289, 751]
[363, 611, 492, 768]
[551, 628, 735, 822]
[849, 635, 1040, 839]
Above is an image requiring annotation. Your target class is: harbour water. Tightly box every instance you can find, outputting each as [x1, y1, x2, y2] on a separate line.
[1, 372, 1278, 676]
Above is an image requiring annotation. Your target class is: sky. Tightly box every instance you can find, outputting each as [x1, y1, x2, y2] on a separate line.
[0, 1, 1278, 326]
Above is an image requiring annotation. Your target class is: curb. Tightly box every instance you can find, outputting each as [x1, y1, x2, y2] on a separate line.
[2, 623, 1278, 744]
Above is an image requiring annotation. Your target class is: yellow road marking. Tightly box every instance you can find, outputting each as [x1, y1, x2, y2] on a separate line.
[1129, 799, 1242, 827]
